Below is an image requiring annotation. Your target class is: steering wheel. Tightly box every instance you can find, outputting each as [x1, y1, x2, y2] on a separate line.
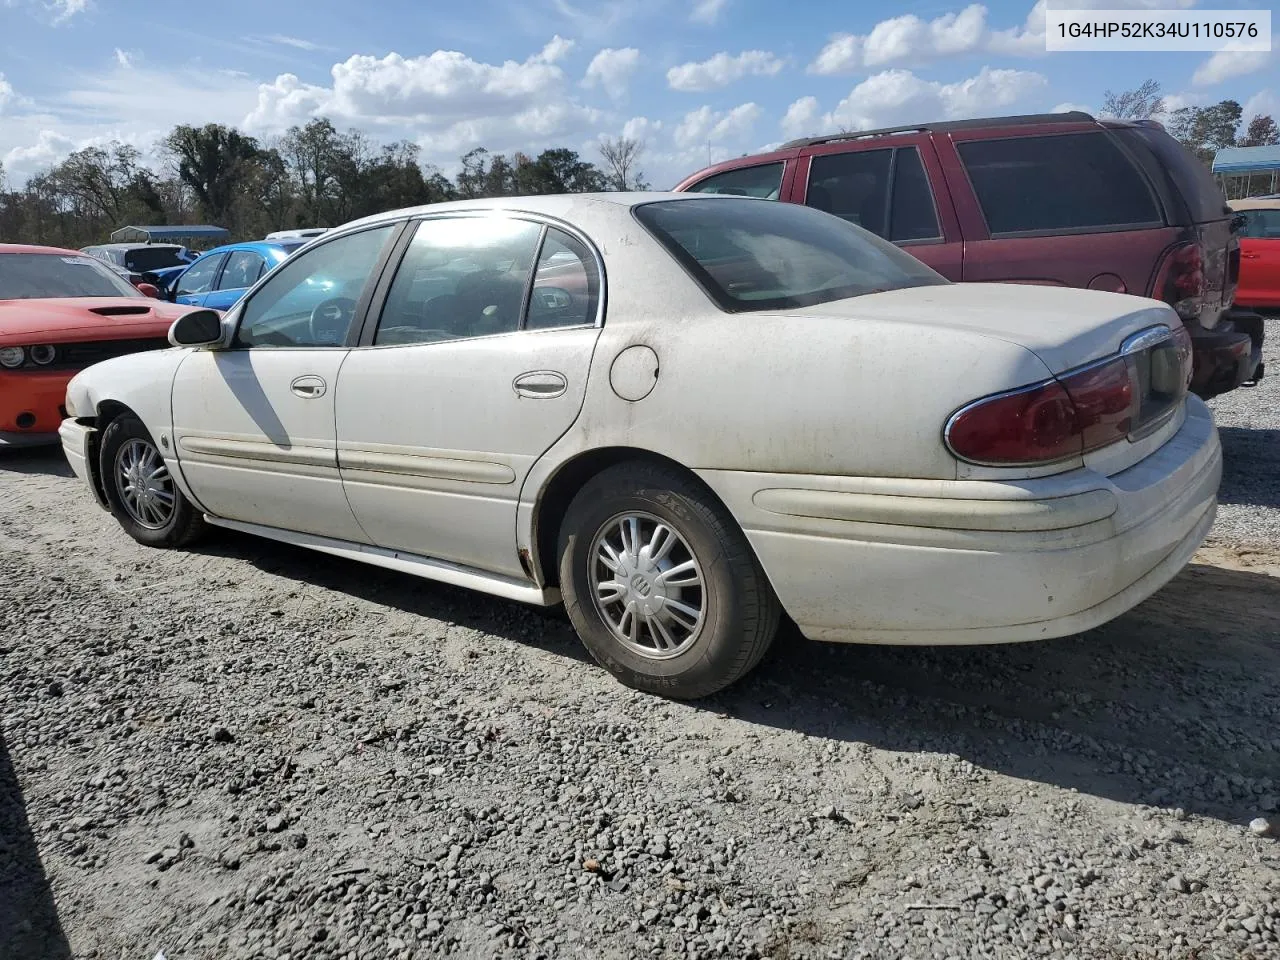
[309, 297, 357, 345]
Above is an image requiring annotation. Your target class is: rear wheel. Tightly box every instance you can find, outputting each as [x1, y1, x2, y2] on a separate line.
[100, 415, 206, 548]
[558, 461, 780, 699]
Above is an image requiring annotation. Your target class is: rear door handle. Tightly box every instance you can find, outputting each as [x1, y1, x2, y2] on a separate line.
[513, 370, 568, 399]
[290, 375, 327, 399]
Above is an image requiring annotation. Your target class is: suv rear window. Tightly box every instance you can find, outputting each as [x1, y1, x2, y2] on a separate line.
[1118, 124, 1229, 224]
[684, 163, 784, 199]
[635, 197, 945, 313]
[957, 132, 1161, 236]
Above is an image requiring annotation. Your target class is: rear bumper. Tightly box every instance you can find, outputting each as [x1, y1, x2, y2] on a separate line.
[1190, 309, 1265, 397]
[697, 396, 1221, 645]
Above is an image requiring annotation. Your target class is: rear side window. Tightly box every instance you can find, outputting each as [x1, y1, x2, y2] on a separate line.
[1238, 208, 1280, 238]
[957, 132, 1161, 236]
[685, 163, 784, 199]
[806, 149, 891, 235]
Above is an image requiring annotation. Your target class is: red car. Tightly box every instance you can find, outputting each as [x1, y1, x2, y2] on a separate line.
[1, 244, 201, 448]
[673, 111, 1264, 397]
[1229, 197, 1280, 310]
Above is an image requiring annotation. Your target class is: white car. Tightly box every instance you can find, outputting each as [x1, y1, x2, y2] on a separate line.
[58, 194, 1221, 698]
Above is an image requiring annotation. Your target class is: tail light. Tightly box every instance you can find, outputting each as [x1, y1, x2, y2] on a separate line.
[1153, 241, 1205, 321]
[945, 324, 1193, 467]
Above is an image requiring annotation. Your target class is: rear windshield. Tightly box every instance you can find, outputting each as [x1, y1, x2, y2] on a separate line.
[0, 253, 143, 300]
[123, 246, 188, 272]
[957, 132, 1161, 235]
[634, 198, 946, 312]
[1118, 125, 1230, 224]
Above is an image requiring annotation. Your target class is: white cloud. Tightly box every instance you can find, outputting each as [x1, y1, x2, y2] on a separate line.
[583, 47, 640, 100]
[823, 66, 1047, 131]
[781, 95, 820, 139]
[113, 48, 132, 69]
[690, 0, 728, 23]
[1051, 101, 1092, 114]
[667, 51, 784, 92]
[0, 74, 14, 114]
[50, 0, 88, 23]
[533, 35, 575, 64]
[813, 0, 1202, 72]
[1193, 49, 1271, 87]
[674, 102, 761, 148]
[1243, 89, 1279, 121]
[621, 115, 662, 142]
[257, 34, 328, 52]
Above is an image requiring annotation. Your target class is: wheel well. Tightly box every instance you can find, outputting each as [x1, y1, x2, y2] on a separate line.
[84, 401, 135, 507]
[531, 447, 731, 588]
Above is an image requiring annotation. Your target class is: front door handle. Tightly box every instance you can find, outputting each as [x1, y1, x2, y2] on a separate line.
[513, 370, 568, 399]
[290, 375, 327, 399]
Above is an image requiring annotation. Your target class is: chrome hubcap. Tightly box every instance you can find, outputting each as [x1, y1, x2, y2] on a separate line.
[116, 438, 175, 529]
[589, 512, 705, 660]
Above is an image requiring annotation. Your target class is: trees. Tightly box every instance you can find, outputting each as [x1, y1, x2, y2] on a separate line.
[1101, 80, 1164, 120]
[1239, 114, 1280, 148]
[0, 117, 623, 246]
[1168, 100, 1243, 165]
[598, 137, 649, 191]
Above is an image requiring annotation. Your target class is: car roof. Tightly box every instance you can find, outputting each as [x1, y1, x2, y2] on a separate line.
[0, 243, 86, 257]
[192, 240, 300, 258]
[775, 110, 1103, 150]
[1229, 197, 1280, 211]
[86, 242, 185, 250]
[339, 191, 714, 233]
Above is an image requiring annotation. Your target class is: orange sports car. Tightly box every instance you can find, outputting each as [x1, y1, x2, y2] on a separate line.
[1, 244, 204, 448]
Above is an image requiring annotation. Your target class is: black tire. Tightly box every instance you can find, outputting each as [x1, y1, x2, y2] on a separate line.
[558, 461, 781, 699]
[99, 414, 207, 548]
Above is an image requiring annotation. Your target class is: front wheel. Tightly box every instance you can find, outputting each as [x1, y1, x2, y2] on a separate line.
[99, 415, 207, 548]
[558, 461, 780, 699]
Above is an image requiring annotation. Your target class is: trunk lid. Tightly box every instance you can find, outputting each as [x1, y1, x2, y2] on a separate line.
[784, 282, 1180, 375]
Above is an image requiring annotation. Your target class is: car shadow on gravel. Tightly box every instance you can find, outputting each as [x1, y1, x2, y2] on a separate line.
[709, 560, 1280, 825]
[193, 531, 1278, 825]
[1218, 427, 1280, 509]
[0, 732, 71, 960]
[0, 448, 72, 479]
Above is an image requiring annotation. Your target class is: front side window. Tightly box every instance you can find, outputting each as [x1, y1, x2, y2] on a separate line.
[175, 254, 226, 297]
[374, 217, 543, 346]
[218, 251, 266, 290]
[0, 253, 143, 299]
[635, 197, 946, 313]
[685, 163, 785, 200]
[235, 225, 396, 348]
[957, 132, 1161, 235]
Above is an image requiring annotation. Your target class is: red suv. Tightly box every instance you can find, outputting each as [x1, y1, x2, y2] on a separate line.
[673, 112, 1264, 398]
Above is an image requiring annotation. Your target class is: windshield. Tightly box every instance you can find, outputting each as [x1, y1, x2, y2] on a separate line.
[123, 246, 188, 272]
[634, 197, 946, 312]
[0, 252, 143, 300]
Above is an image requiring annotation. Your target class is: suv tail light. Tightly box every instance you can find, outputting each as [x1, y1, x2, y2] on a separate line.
[945, 324, 1192, 467]
[1153, 241, 1206, 321]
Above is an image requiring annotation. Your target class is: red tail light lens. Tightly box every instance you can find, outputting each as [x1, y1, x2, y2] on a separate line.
[1155, 242, 1206, 321]
[945, 325, 1191, 467]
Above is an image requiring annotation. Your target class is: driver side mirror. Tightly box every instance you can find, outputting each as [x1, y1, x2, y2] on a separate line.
[135, 282, 160, 299]
[169, 309, 224, 348]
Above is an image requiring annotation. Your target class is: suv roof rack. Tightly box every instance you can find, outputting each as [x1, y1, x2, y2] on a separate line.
[778, 111, 1098, 149]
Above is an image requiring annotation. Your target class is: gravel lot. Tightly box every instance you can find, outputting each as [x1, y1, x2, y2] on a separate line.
[2, 321, 1279, 960]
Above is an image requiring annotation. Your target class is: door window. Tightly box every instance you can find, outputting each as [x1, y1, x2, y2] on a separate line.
[374, 217, 543, 346]
[234, 225, 396, 348]
[175, 253, 227, 297]
[1238, 208, 1280, 238]
[956, 132, 1161, 236]
[218, 251, 266, 290]
[684, 163, 785, 199]
[526, 229, 599, 330]
[889, 148, 941, 242]
[806, 149, 892, 236]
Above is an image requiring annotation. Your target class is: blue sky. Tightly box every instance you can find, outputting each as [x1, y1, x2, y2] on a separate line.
[0, 0, 1275, 188]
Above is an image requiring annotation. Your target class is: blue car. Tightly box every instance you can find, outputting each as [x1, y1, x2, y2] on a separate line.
[168, 240, 305, 310]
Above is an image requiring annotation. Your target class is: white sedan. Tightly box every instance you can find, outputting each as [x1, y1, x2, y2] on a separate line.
[59, 194, 1221, 698]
